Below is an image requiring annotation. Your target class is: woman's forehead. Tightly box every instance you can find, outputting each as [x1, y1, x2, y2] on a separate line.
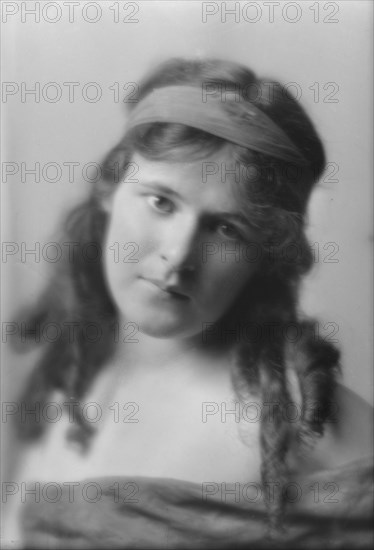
[131, 145, 247, 180]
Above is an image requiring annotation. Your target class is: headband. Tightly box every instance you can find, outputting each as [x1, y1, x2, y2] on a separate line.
[126, 85, 309, 166]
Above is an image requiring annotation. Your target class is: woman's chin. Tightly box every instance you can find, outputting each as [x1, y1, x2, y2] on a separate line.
[137, 318, 198, 339]
[121, 306, 199, 339]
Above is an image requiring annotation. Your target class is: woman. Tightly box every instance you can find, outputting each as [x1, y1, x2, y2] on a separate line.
[7, 58, 373, 548]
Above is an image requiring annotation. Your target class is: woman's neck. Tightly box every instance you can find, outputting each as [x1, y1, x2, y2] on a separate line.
[109, 319, 234, 380]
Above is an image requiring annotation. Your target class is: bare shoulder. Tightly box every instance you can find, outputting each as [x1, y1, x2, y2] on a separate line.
[297, 384, 373, 472]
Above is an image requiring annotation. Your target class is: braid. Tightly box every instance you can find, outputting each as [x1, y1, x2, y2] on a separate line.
[259, 341, 293, 534]
[234, 320, 339, 535]
[231, 268, 340, 534]
[290, 321, 340, 451]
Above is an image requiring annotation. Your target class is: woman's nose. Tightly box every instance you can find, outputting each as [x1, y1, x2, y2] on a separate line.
[159, 215, 199, 273]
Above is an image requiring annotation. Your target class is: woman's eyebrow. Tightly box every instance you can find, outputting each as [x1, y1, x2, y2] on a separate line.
[211, 211, 246, 223]
[137, 182, 182, 200]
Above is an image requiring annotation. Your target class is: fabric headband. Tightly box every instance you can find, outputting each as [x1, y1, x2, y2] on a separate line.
[126, 85, 309, 166]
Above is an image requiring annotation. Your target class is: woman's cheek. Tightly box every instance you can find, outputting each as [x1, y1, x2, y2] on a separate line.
[222, 255, 256, 305]
[111, 199, 145, 243]
[204, 256, 246, 300]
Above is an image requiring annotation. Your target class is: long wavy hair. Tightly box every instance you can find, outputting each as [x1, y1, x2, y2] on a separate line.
[15, 58, 340, 533]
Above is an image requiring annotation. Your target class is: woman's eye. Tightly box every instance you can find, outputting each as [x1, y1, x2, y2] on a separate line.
[147, 195, 174, 214]
[216, 223, 242, 240]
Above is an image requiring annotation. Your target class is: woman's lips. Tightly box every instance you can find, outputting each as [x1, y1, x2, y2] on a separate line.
[140, 277, 190, 301]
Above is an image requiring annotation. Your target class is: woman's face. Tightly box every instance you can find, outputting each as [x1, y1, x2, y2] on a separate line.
[103, 149, 261, 339]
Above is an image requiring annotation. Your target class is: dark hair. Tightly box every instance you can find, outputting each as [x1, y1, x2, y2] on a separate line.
[15, 58, 339, 533]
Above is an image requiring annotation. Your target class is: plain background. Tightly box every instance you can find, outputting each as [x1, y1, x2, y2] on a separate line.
[2, 0, 373, 404]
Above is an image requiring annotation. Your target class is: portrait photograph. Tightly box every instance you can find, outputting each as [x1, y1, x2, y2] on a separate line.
[1, 1, 373, 548]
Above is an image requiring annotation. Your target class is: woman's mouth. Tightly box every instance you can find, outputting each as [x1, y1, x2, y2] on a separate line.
[140, 277, 190, 301]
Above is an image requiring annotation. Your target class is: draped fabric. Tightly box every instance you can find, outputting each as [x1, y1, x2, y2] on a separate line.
[21, 457, 373, 549]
